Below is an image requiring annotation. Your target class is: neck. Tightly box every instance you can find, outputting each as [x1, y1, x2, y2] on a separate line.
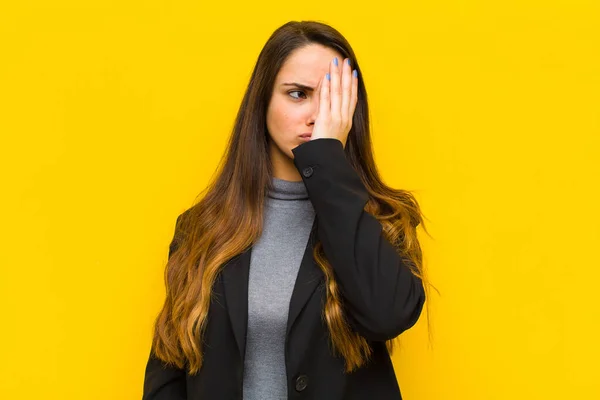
[267, 176, 308, 200]
[269, 139, 303, 182]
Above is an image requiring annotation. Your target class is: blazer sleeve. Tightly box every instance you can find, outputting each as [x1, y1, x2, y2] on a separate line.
[142, 214, 187, 400]
[292, 138, 426, 342]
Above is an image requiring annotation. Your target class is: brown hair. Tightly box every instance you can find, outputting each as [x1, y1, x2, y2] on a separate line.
[151, 20, 436, 375]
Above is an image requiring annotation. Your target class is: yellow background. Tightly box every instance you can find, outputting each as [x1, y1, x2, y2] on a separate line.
[1, 1, 598, 399]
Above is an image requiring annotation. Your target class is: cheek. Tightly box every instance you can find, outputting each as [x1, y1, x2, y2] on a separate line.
[269, 101, 302, 136]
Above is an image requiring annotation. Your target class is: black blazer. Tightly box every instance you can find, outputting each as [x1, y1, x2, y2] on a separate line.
[142, 138, 426, 400]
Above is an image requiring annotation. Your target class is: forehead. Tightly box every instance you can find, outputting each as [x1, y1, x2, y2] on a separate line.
[276, 44, 343, 87]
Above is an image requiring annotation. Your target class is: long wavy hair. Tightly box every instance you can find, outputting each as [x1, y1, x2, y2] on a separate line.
[151, 20, 436, 375]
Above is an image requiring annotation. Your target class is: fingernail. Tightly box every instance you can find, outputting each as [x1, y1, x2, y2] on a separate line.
[346, 58, 351, 66]
[333, 57, 338, 66]
[353, 69, 357, 78]
[326, 73, 330, 80]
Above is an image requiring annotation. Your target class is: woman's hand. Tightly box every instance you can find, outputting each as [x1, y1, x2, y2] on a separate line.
[310, 57, 358, 149]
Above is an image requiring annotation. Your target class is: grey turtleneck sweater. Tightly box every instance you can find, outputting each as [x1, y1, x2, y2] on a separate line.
[242, 176, 316, 400]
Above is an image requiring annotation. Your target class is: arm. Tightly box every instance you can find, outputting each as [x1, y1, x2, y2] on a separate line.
[142, 351, 187, 400]
[142, 214, 187, 400]
[292, 138, 425, 342]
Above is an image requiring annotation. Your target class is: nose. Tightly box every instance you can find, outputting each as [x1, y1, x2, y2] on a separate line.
[307, 75, 325, 126]
[308, 86, 321, 125]
[308, 100, 319, 125]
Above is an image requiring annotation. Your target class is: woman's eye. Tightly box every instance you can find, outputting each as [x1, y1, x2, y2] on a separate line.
[288, 90, 306, 100]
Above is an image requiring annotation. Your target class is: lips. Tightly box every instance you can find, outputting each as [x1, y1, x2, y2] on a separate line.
[300, 133, 312, 138]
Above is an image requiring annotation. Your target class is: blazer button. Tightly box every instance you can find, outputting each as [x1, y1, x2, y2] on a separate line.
[295, 374, 309, 392]
[302, 167, 314, 178]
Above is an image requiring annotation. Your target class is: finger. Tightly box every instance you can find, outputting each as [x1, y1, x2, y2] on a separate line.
[330, 57, 341, 122]
[319, 70, 330, 123]
[341, 58, 351, 128]
[350, 68, 358, 124]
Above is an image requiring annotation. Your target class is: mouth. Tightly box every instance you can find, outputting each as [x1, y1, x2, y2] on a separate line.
[299, 133, 312, 139]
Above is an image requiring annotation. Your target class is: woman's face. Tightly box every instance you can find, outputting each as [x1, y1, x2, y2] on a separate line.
[266, 43, 344, 181]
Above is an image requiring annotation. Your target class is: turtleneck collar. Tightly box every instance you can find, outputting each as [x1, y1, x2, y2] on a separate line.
[267, 176, 309, 200]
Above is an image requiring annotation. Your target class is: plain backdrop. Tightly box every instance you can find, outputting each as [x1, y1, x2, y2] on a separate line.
[0, 1, 598, 399]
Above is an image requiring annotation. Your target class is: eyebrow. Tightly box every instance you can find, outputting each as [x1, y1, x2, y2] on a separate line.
[281, 82, 315, 91]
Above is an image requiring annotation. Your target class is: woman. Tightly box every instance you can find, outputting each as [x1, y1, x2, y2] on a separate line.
[142, 20, 431, 400]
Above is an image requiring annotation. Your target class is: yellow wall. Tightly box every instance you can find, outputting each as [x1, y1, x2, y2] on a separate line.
[1, 1, 598, 399]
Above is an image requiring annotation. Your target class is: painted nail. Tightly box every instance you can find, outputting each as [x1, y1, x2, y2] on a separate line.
[353, 69, 357, 78]
[346, 58, 351, 66]
[333, 57, 338, 66]
[326, 73, 330, 80]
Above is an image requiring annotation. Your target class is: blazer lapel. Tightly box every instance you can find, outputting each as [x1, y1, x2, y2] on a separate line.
[221, 216, 324, 362]
[286, 216, 323, 337]
[221, 245, 251, 363]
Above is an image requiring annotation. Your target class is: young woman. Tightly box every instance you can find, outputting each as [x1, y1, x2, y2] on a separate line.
[142, 20, 431, 400]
